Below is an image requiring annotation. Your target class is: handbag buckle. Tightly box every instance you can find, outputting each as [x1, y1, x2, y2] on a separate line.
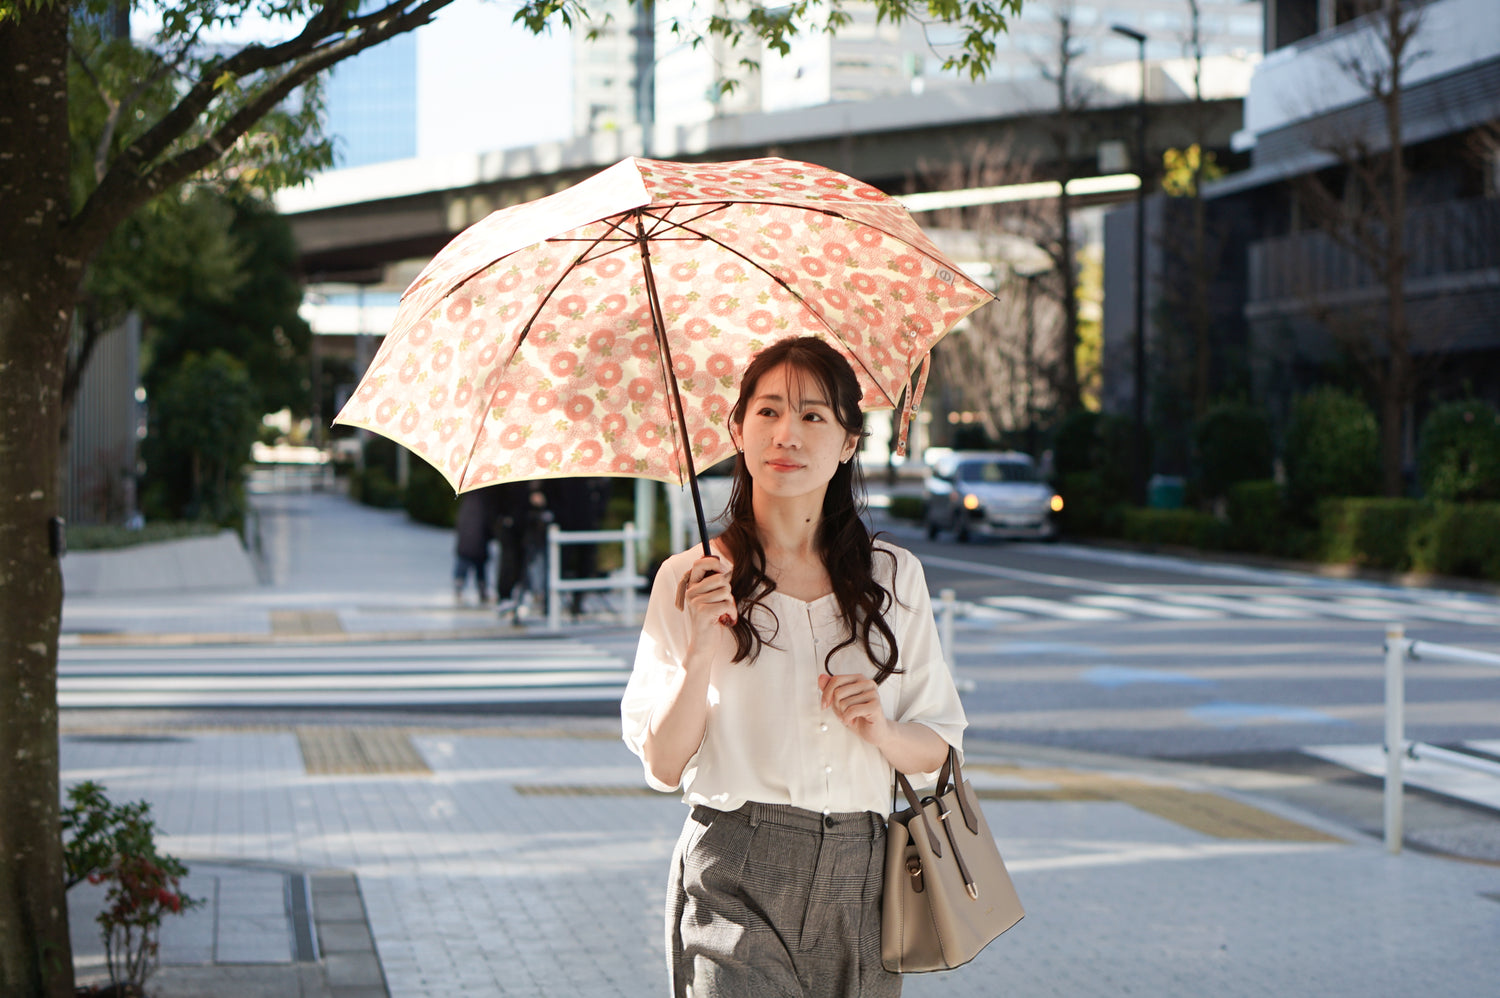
[906, 856, 924, 893]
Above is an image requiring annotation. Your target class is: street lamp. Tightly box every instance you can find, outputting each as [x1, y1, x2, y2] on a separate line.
[1112, 22, 1148, 505]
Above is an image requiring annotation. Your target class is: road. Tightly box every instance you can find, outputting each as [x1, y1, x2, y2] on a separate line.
[888, 530, 1500, 760]
[63, 518, 1500, 763]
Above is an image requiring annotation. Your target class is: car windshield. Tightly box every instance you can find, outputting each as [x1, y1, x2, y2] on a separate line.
[957, 460, 1037, 484]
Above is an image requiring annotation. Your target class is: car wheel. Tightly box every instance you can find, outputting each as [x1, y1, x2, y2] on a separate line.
[925, 516, 940, 541]
[954, 513, 971, 543]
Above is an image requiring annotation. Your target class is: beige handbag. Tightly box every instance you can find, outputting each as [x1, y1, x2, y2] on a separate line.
[881, 747, 1024, 973]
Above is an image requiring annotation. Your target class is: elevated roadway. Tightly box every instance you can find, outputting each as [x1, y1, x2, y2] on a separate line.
[278, 72, 1245, 286]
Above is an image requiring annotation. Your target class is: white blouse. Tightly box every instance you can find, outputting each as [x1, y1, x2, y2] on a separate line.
[621, 540, 967, 815]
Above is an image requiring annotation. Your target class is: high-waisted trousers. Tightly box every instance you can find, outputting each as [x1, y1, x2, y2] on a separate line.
[666, 801, 901, 998]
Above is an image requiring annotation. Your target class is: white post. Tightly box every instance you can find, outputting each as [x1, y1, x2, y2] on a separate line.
[938, 588, 957, 666]
[547, 524, 562, 632]
[1384, 623, 1406, 855]
[666, 484, 686, 556]
[634, 479, 655, 567]
[623, 523, 638, 625]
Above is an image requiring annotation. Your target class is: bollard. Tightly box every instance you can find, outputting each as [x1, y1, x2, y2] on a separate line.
[938, 589, 957, 667]
[1384, 623, 1405, 854]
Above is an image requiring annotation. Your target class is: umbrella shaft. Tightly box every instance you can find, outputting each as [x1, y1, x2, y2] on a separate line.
[633, 210, 714, 558]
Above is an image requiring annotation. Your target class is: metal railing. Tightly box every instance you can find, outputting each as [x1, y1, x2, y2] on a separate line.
[545, 524, 644, 631]
[1382, 623, 1500, 854]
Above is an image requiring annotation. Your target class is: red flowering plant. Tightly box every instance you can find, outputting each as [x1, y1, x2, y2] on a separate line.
[62, 781, 203, 995]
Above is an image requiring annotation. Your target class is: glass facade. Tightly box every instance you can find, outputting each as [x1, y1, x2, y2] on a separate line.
[324, 30, 418, 167]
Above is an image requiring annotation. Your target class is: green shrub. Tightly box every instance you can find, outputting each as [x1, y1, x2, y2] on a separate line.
[140, 349, 259, 529]
[350, 466, 401, 508]
[886, 495, 926, 522]
[403, 459, 459, 527]
[1053, 409, 1136, 501]
[66, 521, 222, 551]
[1417, 399, 1500, 502]
[1318, 498, 1427, 571]
[1194, 403, 1274, 500]
[1408, 503, 1500, 579]
[1284, 387, 1380, 518]
[1224, 479, 1285, 554]
[1121, 508, 1225, 549]
[1052, 410, 1101, 478]
[1055, 470, 1126, 537]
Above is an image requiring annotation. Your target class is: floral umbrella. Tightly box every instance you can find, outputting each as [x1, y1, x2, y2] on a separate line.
[334, 155, 994, 552]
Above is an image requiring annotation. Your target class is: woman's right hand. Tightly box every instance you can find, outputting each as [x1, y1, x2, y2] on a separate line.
[675, 556, 737, 639]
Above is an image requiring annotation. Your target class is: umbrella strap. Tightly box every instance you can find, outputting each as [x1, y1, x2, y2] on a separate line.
[895, 354, 931, 458]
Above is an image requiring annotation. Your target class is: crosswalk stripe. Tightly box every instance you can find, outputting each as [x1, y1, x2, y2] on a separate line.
[1321, 596, 1500, 625]
[58, 640, 606, 662]
[59, 657, 623, 677]
[1252, 596, 1410, 620]
[965, 591, 1500, 625]
[981, 596, 1126, 620]
[1072, 595, 1224, 619]
[58, 687, 622, 709]
[56, 638, 629, 709]
[1154, 593, 1315, 618]
[57, 670, 628, 692]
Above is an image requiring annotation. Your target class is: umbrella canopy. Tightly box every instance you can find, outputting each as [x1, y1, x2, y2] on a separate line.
[335, 156, 994, 543]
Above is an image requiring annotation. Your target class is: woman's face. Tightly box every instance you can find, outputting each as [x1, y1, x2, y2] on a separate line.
[731, 362, 859, 503]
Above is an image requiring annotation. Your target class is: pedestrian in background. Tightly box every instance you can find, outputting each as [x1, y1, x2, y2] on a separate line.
[495, 480, 555, 615]
[453, 490, 492, 604]
[621, 337, 965, 997]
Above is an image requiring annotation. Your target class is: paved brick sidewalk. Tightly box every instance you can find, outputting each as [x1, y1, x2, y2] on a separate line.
[61, 721, 1500, 998]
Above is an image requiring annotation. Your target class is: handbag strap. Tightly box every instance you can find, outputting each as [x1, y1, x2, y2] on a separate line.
[893, 770, 943, 859]
[947, 749, 980, 835]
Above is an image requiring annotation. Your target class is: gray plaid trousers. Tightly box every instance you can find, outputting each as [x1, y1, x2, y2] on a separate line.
[666, 801, 901, 998]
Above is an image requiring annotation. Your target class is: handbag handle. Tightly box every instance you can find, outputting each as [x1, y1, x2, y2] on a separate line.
[893, 744, 965, 858]
[894, 769, 943, 858]
[893, 746, 983, 897]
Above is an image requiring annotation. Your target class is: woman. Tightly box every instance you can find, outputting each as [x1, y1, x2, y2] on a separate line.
[622, 337, 966, 997]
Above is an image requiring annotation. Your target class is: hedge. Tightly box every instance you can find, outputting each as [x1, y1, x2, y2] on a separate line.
[66, 521, 222, 551]
[1223, 479, 1284, 554]
[1121, 508, 1225, 550]
[403, 459, 459, 528]
[1317, 499, 1500, 580]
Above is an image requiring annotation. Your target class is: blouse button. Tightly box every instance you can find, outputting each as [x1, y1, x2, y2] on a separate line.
[819, 723, 829, 733]
[824, 765, 833, 775]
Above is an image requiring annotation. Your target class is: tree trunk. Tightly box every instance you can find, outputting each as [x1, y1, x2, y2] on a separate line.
[0, 6, 81, 996]
[1381, 1, 1411, 497]
[1055, 192, 1081, 413]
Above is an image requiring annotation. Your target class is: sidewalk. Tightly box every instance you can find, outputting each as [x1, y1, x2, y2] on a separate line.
[61, 491, 1500, 997]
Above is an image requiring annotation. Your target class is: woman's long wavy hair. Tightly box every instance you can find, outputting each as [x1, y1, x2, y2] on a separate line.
[717, 336, 902, 683]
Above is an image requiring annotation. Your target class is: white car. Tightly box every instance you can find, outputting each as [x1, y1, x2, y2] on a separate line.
[922, 451, 1062, 542]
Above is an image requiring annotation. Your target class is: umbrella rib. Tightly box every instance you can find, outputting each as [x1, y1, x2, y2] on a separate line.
[652, 212, 902, 410]
[641, 202, 733, 239]
[456, 225, 616, 488]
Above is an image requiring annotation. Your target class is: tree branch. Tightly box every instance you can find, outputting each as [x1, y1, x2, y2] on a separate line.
[69, 0, 455, 256]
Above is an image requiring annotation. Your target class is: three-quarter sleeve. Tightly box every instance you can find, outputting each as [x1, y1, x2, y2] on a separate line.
[620, 553, 696, 792]
[886, 546, 967, 783]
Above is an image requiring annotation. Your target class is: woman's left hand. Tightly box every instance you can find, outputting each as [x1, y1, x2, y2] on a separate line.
[818, 673, 891, 744]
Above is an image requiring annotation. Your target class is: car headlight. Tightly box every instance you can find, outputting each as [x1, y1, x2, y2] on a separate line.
[963, 493, 981, 511]
[1050, 494, 1064, 512]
